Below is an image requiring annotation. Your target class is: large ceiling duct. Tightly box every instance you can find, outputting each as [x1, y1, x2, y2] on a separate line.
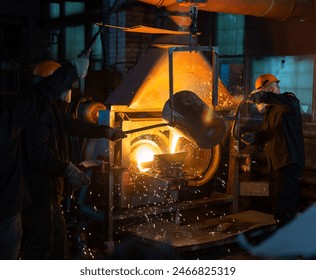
[138, 0, 315, 21]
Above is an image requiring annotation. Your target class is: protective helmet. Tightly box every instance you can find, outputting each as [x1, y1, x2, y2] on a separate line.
[32, 60, 61, 78]
[255, 74, 279, 90]
[33, 60, 72, 103]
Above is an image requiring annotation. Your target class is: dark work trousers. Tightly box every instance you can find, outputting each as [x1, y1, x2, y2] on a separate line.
[269, 164, 301, 228]
[21, 201, 68, 259]
[0, 213, 22, 259]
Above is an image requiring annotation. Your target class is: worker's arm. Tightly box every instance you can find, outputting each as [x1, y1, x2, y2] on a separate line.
[63, 116, 127, 141]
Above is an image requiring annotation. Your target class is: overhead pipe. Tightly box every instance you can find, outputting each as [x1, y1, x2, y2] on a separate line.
[137, 0, 314, 21]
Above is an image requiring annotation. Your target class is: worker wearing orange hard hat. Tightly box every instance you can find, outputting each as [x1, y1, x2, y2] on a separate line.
[20, 59, 126, 259]
[241, 73, 305, 228]
[0, 56, 90, 260]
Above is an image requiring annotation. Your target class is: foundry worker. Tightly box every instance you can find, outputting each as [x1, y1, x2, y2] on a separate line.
[0, 57, 90, 259]
[20, 60, 126, 259]
[241, 74, 305, 228]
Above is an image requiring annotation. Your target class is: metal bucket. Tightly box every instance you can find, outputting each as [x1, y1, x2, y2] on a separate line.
[162, 90, 226, 149]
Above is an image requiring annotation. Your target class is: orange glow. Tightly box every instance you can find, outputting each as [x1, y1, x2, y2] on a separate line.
[201, 107, 214, 125]
[127, 49, 236, 110]
[133, 145, 156, 172]
[131, 133, 183, 172]
[170, 133, 180, 153]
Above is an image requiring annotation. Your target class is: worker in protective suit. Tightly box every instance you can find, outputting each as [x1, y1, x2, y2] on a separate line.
[241, 74, 305, 228]
[20, 60, 126, 259]
[0, 57, 89, 260]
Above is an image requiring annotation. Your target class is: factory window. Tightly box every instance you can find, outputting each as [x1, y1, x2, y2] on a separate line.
[216, 13, 245, 57]
[65, 25, 85, 60]
[48, 2, 85, 61]
[250, 56, 313, 117]
[49, 3, 60, 18]
[215, 14, 245, 95]
[64, 2, 85, 15]
[48, 3, 60, 59]
[89, 24, 103, 71]
[64, 2, 85, 60]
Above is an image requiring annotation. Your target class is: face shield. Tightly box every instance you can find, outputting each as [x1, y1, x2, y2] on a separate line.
[251, 80, 280, 113]
[249, 89, 267, 113]
[60, 89, 72, 103]
[256, 103, 267, 113]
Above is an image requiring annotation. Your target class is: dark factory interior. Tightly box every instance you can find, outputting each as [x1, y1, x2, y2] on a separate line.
[1, 0, 316, 260]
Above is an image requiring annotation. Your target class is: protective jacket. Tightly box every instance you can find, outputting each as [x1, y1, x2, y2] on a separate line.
[22, 101, 110, 206]
[0, 63, 77, 222]
[255, 91, 305, 174]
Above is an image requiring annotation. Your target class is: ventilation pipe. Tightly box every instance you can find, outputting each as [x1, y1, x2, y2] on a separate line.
[138, 0, 314, 21]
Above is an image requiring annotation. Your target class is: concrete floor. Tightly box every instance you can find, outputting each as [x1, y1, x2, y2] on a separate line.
[68, 208, 276, 260]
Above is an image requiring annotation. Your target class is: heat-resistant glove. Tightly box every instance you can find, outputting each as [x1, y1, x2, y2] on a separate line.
[240, 132, 257, 145]
[249, 90, 263, 104]
[66, 161, 91, 191]
[70, 57, 89, 78]
[105, 128, 127, 142]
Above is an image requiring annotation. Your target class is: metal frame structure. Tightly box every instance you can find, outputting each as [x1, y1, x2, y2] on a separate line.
[75, 45, 237, 247]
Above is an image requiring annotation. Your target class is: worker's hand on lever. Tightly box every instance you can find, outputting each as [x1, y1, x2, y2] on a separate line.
[105, 128, 127, 142]
[249, 90, 263, 104]
[66, 161, 91, 191]
[240, 132, 257, 145]
[70, 57, 90, 78]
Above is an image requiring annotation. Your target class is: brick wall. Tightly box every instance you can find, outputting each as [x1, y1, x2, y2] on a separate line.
[106, 4, 161, 74]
